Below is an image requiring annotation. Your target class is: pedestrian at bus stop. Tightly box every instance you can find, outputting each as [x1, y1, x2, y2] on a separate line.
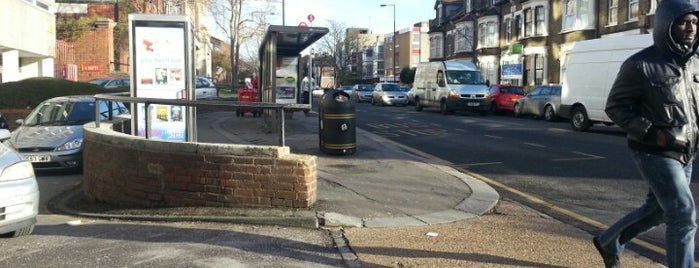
[597, 0, 699, 267]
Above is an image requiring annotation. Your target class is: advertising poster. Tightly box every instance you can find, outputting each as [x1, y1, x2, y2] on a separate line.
[275, 56, 298, 103]
[133, 24, 187, 141]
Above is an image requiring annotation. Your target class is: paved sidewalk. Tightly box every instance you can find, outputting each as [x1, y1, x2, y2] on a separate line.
[195, 109, 499, 228]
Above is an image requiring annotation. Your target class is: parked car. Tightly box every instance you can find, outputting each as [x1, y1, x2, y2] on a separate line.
[513, 84, 562, 121]
[406, 87, 416, 105]
[88, 77, 130, 89]
[371, 82, 408, 106]
[195, 76, 218, 99]
[351, 84, 374, 103]
[337, 85, 353, 96]
[486, 84, 525, 114]
[4, 95, 130, 172]
[0, 128, 38, 238]
[312, 87, 325, 98]
[0, 112, 8, 130]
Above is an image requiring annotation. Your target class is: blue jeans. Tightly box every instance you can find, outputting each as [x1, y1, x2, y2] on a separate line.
[597, 151, 696, 268]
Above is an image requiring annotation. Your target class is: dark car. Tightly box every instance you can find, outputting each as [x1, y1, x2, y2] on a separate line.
[513, 84, 562, 121]
[88, 77, 130, 89]
[4, 95, 129, 172]
[487, 85, 525, 114]
[0, 112, 8, 130]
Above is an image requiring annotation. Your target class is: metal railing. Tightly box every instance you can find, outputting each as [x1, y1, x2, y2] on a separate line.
[93, 93, 294, 146]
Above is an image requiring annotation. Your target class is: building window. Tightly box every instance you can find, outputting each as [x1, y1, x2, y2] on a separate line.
[515, 15, 522, 39]
[563, 0, 593, 31]
[608, 0, 618, 25]
[487, 22, 496, 46]
[454, 23, 473, 52]
[430, 34, 443, 59]
[478, 23, 486, 48]
[535, 6, 545, 35]
[505, 18, 512, 44]
[628, 0, 639, 21]
[524, 8, 532, 37]
[534, 54, 544, 85]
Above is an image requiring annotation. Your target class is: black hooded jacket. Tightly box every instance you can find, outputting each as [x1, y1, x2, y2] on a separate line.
[605, 0, 699, 164]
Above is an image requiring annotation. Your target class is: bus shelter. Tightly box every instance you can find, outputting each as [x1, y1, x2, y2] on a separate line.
[258, 25, 328, 113]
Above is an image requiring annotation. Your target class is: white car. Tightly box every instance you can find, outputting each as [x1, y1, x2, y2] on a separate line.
[0, 129, 39, 238]
[195, 76, 218, 99]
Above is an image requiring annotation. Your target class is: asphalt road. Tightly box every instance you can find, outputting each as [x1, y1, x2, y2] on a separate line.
[352, 102, 699, 261]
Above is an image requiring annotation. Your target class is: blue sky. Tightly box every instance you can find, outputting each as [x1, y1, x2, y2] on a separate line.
[265, 0, 435, 35]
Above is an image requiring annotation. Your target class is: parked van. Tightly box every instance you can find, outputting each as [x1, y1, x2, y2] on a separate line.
[559, 34, 652, 131]
[413, 61, 490, 115]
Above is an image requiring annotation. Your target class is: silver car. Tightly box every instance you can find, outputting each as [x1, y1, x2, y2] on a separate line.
[196, 76, 218, 99]
[351, 84, 374, 103]
[513, 84, 562, 121]
[5, 96, 129, 172]
[371, 83, 408, 106]
[0, 129, 38, 238]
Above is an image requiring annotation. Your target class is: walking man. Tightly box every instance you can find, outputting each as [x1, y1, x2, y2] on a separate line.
[598, 0, 699, 267]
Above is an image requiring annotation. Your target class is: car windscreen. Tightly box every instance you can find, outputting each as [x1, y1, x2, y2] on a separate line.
[357, 85, 373, 91]
[23, 101, 95, 126]
[88, 79, 109, 87]
[504, 87, 525, 95]
[381, 84, 401, 91]
[445, 71, 486, 85]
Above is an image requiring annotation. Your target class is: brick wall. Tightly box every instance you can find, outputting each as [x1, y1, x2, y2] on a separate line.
[74, 19, 114, 81]
[82, 122, 317, 209]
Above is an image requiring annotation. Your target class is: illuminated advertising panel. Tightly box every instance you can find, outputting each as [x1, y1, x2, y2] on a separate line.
[129, 15, 194, 141]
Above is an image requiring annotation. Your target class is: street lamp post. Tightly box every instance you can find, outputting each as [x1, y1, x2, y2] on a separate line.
[380, 3, 396, 82]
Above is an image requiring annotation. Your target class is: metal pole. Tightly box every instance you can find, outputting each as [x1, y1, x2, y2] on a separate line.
[392, 4, 396, 82]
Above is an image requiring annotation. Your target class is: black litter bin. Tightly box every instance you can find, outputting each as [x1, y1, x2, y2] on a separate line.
[319, 89, 356, 155]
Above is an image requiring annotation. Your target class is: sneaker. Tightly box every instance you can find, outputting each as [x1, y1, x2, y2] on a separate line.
[593, 236, 622, 268]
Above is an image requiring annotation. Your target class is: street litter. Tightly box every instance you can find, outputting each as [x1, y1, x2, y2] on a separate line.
[425, 232, 439, 237]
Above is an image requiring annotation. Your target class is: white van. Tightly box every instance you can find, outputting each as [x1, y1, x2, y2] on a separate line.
[559, 34, 652, 131]
[413, 61, 490, 115]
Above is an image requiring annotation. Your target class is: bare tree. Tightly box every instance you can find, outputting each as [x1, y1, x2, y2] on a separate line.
[209, 0, 272, 87]
[316, 20, 346, 88]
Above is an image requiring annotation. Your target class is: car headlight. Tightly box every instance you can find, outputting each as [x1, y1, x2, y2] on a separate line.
[0, 161, 34, 182]
[56, 139, 83, 151]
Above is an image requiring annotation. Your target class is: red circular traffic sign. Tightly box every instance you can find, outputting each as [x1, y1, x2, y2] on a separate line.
[298, 22, 308, 27]
[308, 14, 315, 23]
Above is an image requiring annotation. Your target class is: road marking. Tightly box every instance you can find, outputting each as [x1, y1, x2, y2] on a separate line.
[395, 130, 418, 136]
[370, 135, 669, 260]
[523, 142, 546, 148]
[552, 151, 605, 161]
[454, 162, 503, 167]
[483, 134, 503, 139]
[457, 168, 667, 258]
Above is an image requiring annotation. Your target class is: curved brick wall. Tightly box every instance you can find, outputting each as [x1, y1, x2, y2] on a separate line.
[81, 121, 317, 208]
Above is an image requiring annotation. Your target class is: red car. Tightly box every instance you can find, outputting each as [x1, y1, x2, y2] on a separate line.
[487, 84, 525, 114]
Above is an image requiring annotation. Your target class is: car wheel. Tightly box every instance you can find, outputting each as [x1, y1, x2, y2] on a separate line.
[513, 103, 522, 118]
[415, 97, 423, 112]
[570, 106, 593, 131]
[489, 102, 498, 115]
[440, 100, 452, 115]
[544, 105, 556, 121]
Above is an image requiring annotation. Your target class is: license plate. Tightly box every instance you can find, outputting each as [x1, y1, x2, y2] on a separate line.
[26, 155, 50, 163]
[467, 102, 480, 107]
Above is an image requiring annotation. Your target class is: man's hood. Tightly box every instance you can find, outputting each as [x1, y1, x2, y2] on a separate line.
[654, 0, 699, 58]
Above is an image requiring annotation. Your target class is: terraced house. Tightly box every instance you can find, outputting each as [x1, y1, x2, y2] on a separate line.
[428, 0, 681, 88]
